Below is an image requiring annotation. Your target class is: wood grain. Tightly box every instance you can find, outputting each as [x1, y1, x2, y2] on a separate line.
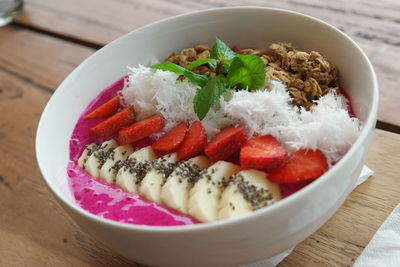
[0, 26, 94, 91]
[14, 0, 400, 127]
[0, 63, 49, 203]
[0, 26, 94, 202]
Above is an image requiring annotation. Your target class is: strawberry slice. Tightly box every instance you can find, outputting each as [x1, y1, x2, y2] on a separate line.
[204, 126, 247, 162]
[90, 106, 135, 138]
[177, 121, 207, 161]
[118, 114, 165, 144]
[85, 96, 121, 119]
[240, 135, 287, 170]
[152, 122, 188, 151]
[268, 149, 328, 184]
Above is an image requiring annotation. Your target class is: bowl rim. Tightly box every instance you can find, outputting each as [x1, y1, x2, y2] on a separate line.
[36, 6, 379, 233]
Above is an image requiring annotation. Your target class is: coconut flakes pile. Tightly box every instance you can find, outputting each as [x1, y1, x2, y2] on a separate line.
[121, 66, 361, 165]
[121, 65, 199, 126]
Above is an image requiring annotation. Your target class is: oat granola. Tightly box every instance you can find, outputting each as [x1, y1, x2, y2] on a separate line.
[166, 45, 215, 76]
[165, 42, 339, 110]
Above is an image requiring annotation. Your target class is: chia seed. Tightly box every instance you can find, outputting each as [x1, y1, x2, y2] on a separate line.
[151, 157, 177, 179]
[110, 159, 123, 174]
[171, 161, 202, 189]
[94, 146, 116, 169]
[86, 143, 101, 157]
[120, 158, 150, 184]
[233, 174, 275, 210]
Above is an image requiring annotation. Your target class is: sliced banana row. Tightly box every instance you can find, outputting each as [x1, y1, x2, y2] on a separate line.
[78, 140, 282, 222]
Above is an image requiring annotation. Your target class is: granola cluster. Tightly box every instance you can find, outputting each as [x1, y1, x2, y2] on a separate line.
[262, 42, 339, 109]
[166, 42, 339, 110]
[166, 44, 215, 76]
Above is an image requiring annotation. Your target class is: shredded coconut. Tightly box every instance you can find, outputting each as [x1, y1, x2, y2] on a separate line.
[220, 80, 297, 136]
[121, 65, 199, 134]
[121, 66, 361, 165]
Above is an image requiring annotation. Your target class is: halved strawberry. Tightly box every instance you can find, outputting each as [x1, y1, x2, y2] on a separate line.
[85, 95, 121, 119]
[90, 106, 135, 138]
[152, 122, 188, 152]
[268, 149, 328, 184]
[118, 114, 165, 144]
[204, 126, 247, 162]
[177, 121, 207, 161]
[240, 135, 287, 170]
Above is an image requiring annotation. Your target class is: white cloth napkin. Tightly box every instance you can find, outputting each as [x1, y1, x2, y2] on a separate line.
[244, 165, 374, 267]
[354, 204, 400, 267]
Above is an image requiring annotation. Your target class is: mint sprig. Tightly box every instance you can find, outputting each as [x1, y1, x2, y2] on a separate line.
[194, 76, 229, 120]
[186, 58, 217, 70]
[227, 55, 266, 91]
[151, 39, 266, 120]
[151, 62, 208, 87]
[210, 38, 236, 63]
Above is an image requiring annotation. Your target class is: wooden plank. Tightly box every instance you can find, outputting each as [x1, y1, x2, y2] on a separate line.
[0, 67, 50, 203]
[0, 27, 94, 203]
[0, 26, 94, 91]
[14, 0, 400, 127]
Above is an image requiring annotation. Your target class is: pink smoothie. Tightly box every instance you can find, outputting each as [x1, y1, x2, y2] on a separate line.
[68, 77, 198, 226]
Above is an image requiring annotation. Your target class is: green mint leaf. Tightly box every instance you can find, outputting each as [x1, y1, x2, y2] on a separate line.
[194, 76, 229, 120]
[151, 61, 185, 73]
[183, 70, 209, 87]
[210, 38, 236, 63]
[219, 62, 231, 74]
[227, 54, 266, 91]
[208, 61, 217, 69]
[151, 62, 208, 87]
[186, 58, 217, 70]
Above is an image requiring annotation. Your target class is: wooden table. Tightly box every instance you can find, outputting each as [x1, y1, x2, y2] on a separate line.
[0, 1, 399, 266]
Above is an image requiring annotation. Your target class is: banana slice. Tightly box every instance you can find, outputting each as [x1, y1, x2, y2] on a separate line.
[115, 146, 156, 193]
[140, 153, 178, 203]
[84, 140, 118, 178]
[218, 169, 281, 220]
[78, 143, 100, 168]
[161, 156, 211, 214]
[99, 145, 134, 184]
[188, 161, 240, 222]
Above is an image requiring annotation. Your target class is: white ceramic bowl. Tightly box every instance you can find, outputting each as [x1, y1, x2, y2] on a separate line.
[36, 7, 378, 267]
